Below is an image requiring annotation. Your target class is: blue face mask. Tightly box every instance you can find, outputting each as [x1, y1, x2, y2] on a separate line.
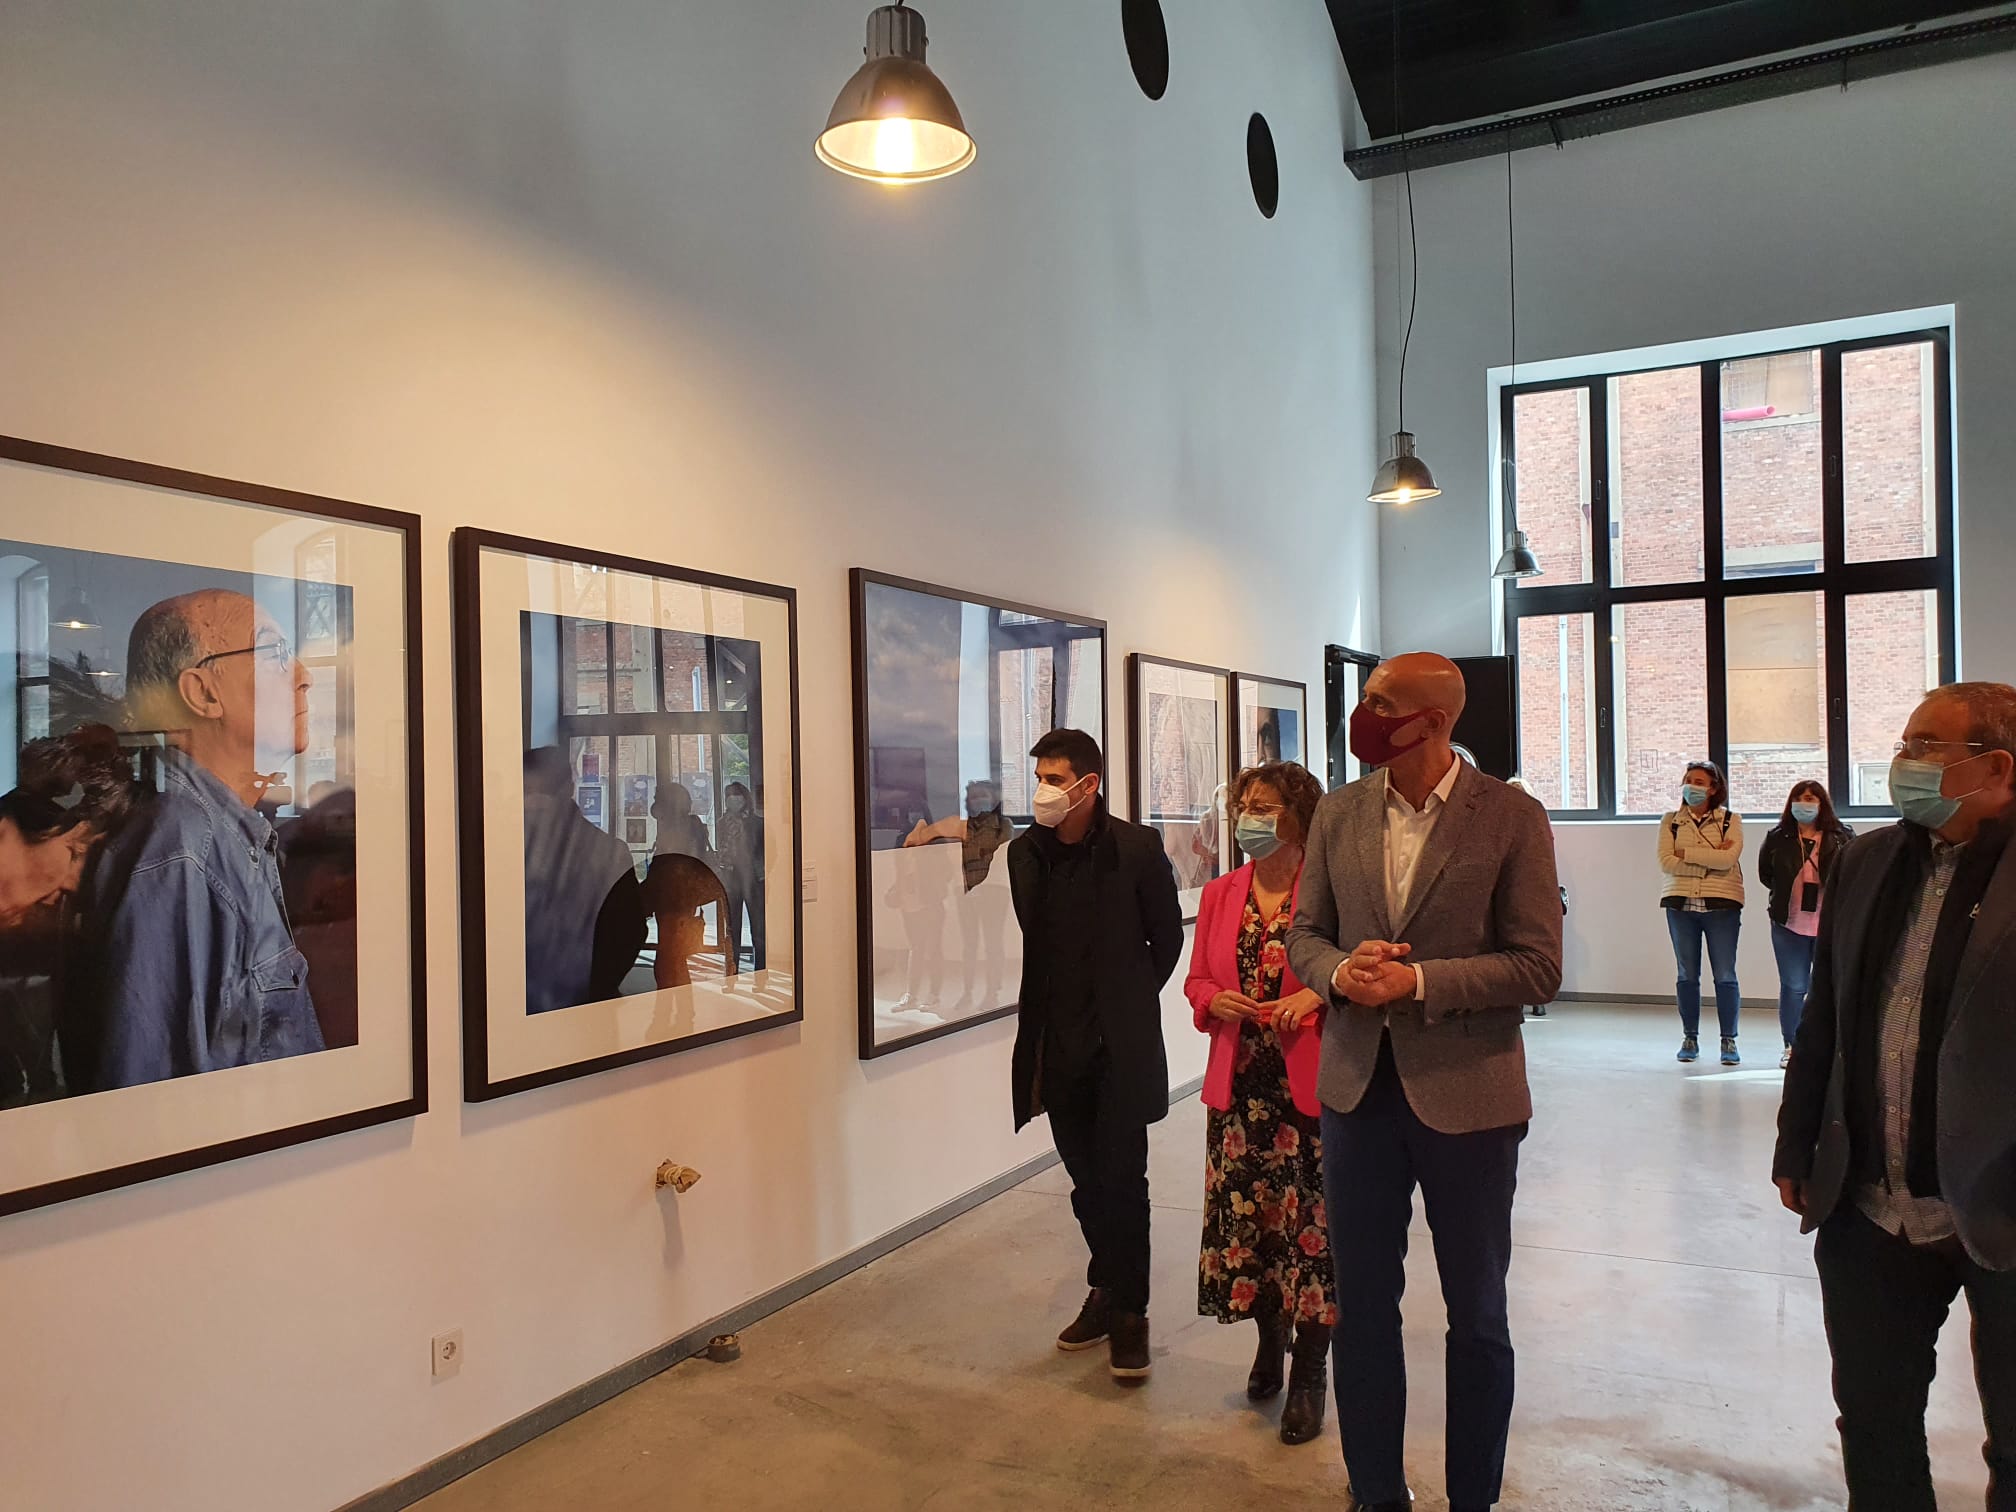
[1889, 755, 1983, 832]
[1681, 784, 1711, 809]
[1790, 801, 1821, 825]
[1235, 815, 1283, 860]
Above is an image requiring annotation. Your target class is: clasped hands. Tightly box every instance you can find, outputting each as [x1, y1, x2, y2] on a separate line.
[1207, 987, 1324, 1032]
[1331, 939, 1417, 1009]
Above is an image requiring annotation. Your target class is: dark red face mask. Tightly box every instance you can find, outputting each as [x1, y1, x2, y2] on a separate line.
[1349, 703, 1429, 768]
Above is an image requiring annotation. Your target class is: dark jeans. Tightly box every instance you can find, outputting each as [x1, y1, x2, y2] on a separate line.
[1047, 1047, 1152, 1316]
[1666, 907, 1742, 1039]
[1815, 1208, 2016, 1511]
[1321, 1038, 1523, 1509]
[1770, 922, 1817, 1048]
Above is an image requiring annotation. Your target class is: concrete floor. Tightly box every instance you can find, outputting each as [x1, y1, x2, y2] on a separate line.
[413, 1006, 1991, 1511]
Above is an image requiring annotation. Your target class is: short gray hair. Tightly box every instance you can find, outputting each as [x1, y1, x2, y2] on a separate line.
[1932, 681, 2016, 756]
[125, 595, 205, 729]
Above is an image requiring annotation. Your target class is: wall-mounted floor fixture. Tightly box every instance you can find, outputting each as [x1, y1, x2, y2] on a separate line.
[817, 4, 975, 185]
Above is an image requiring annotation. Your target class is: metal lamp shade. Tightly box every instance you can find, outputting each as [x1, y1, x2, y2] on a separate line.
[51, 589, 98, 631]
[817, 7, 975, 185]
[1367, 432, 1441, 505]
[1492, 530, 1544, 579]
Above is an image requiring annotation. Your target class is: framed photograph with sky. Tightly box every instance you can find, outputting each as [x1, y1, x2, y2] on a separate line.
[1127, 655, 1229, 923]
[453, 530, 802, 1101]
[1233, 672, 1309, 770]
[0, 436, 425, 1217]
[851, 570, 1106, 1059]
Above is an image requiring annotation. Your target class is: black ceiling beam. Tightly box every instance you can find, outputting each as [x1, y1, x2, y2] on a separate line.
[1342, 12, 2016, 179]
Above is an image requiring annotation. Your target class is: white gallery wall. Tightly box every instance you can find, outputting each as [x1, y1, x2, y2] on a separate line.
[1370, 51, 2016, 1003]
[0, 5, 1380, 1511]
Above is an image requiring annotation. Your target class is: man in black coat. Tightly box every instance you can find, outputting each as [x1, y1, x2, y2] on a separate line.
[1774, 682, 2016, 1511]
[1007, 728, 1183, 1382]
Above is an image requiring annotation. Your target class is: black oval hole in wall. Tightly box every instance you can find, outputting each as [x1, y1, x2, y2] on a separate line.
[1247, 113, 1279, 218]
[1122, 0, 1169, 101]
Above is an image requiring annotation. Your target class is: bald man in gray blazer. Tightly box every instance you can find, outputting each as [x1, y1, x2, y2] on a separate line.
[1287, 654, 1562, 1512]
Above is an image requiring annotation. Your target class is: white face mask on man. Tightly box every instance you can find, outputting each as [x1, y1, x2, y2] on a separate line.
[1031, 774, 1093, 829]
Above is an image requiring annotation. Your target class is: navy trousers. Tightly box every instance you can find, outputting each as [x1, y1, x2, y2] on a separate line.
[1321, 1038, 1524, 1510]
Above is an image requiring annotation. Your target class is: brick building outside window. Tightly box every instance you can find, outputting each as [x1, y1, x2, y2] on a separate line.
[1504, 328, 1953, 819]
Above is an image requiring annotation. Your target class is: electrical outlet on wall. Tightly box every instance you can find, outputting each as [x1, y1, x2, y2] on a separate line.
[432, 1329, 464, 1379]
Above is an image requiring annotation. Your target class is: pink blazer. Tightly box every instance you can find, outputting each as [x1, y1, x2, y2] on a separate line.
[1185, 862, 1324, 1118]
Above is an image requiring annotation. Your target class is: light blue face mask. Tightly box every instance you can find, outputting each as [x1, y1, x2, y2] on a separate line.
[1681, 784, 1711, 809]
[1790, 801, 1821, 825]
[1889, 755, 1983, 831]
[1235, 814, 1283, 860]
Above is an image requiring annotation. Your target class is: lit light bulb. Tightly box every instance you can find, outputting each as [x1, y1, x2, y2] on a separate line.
[1393, 488, 1413, 506]
[872, 118, 919, 176]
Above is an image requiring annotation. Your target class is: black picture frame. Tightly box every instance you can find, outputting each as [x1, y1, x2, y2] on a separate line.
[453, 529, 804, 1101]
[1229, 671, 1311, 865]
[850, 569, 1109, 1060]
[0, 435, 427, 1218]
[1127, 653, 1231, 925]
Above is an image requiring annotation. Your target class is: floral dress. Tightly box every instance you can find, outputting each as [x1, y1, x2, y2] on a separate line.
[1197, 890, 1338, 1328]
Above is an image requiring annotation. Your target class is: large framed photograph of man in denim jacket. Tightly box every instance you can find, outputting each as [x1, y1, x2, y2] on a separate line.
[0, 437, 425, 1216]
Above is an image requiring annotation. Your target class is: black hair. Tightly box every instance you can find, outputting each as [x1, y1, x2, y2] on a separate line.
[1029, 728, 1103, 781]
[0, 725, 136, 843]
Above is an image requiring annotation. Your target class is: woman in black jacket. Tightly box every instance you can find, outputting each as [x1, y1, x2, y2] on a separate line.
[1755, 781, 1853, 1070]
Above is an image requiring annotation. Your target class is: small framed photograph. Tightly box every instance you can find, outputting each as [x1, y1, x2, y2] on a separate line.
[851, 570, 1106, 1058]
[0, 436, 426, 1216]
[1233, 672, 1309, 769]
[1127, 655, 1230, 922]
[454, 530, 802, 1101]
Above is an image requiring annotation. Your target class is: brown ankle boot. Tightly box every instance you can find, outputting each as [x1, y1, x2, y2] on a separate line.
[1279, 1321, 1331, 1445]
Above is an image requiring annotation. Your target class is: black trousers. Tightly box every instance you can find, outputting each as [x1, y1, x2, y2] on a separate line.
[1321, 1038, 1523, 1511]
[1046, 1047, 1152, 1316]
[1815, 1207, 2016, 1511]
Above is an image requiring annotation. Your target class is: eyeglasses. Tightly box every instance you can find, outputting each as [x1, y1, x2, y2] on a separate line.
[1895, 737, 1990, 762]
[1240, 800, 1285, 817]
[192, 637, 293, 671]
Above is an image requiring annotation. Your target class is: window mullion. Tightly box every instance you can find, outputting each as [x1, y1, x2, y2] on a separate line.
[1589, 378, 1616, 814]
[1821, 346, 1850, 799]
[1701, 362, 1729, 770]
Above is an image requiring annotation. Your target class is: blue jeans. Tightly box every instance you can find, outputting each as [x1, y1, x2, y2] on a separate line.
[1666, 907, 1741, 1040]
[1770, 922, 1818, 1048]
[1321, 1038, 1522, 1510]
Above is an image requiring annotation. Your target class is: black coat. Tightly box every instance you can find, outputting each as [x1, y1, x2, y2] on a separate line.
[1006, 808, 1184, 1131]
[1755, 822, 1853, 928]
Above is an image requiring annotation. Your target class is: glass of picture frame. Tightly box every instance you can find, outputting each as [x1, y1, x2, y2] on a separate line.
[1127, 654, 1230, 924]
[0, 436, 425, 1216]
[851, 570, 1106, 1058]
[453, 530, 802, 1100]
[1233, 672, 1310, 770]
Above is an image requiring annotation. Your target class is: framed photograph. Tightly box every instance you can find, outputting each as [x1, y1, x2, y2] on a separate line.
[0, 436, 425, 1217]
[454, 530, 801, 1101]
[1233, 672, 1310, 769]
[1127, 655, 1230, 922]
[851, 570, 1106, 1059]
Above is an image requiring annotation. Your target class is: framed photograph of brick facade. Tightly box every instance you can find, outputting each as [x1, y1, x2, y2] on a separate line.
[851, 570, 1106, 1058]
[453, 531, 802, 1100]
[1127, 655, 1230, 923]
[1502, 323, 1955, 820]
[0, 436, 426, 1216]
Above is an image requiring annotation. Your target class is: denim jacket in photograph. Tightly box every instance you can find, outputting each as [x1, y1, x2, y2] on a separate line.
[78, 748, 324, 1091]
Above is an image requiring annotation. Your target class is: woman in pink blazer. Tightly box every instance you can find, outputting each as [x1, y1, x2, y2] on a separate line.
[1185, 760, 1336, 1447]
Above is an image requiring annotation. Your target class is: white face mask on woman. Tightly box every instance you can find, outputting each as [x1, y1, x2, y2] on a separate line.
[1031, 774, 1093, 829]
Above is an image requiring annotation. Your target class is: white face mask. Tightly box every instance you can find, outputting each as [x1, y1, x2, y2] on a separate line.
[1031, 775, 1092, 829]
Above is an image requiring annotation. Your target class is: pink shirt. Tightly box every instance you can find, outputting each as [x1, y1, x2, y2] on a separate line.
[1786, 836, 1824, 938]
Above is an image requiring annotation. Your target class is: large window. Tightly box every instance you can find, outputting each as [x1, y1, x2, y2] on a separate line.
[1505, 329, 1953, 819]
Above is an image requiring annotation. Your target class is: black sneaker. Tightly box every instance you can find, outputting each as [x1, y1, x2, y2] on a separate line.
[1055, 1288, 1110, 1352]
[1108, 1310, 1152, 1380]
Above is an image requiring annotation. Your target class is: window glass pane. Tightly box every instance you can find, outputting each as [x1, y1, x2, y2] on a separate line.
[1515, 614, 1597, 809]
[569, 619, 610, 714]
[1609, 366, 1703, 587]
[1725, 591, 1827, 813]
[1611, 600, 1707, 816]
[1845, 342, 1938, 564]
[660, 630, 710, 713]
[1510, 388, 1592, 589]
[1721, 350, 1823, 578]
[1846, 590, 1939, 808]
[611, 623, 657, 714]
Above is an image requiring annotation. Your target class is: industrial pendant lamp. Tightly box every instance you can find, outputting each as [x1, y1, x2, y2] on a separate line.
[51, 586, 98, 631]
[1367, 1, 1439, 506]
[817, 4, 975, 185]
[1492, 136, 1542, 580]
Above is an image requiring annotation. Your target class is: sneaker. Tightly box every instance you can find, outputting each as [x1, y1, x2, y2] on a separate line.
[1721, 1037, 1741, 1066]
[1677, 1035, 1700, 1063]
[1055, 1288, 1110, 1352]
[1779, 1044, 1793, 1071]
[1108, 1311, 1152, 1380]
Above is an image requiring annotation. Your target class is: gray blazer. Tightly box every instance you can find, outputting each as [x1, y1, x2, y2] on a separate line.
[1286, 764, 1564, 1135]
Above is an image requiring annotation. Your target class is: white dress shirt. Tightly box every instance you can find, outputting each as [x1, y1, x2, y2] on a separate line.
[1333, 755, 1463, 1003]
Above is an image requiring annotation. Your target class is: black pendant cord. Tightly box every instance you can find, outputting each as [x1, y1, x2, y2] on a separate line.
[1393, 0, 1417, 437]
[1505, 130, 1516, 388]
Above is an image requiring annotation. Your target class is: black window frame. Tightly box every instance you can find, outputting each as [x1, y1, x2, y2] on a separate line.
[1503, 326, 1956, 822]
